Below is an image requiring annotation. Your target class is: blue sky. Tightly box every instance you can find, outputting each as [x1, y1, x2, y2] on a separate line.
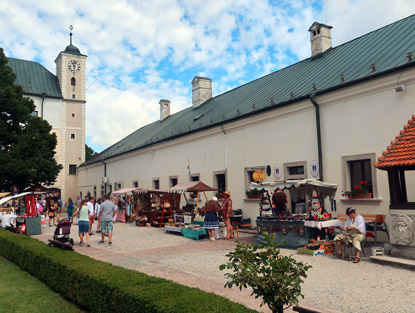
[1, 0, 414, 152]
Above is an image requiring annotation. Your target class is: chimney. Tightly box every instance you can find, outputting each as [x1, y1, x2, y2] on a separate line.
[192, 76, 212, 108]
[159, 99, 170, 121]
[308, 22, 333, 58]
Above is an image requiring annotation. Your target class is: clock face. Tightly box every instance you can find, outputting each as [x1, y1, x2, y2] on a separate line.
[68, 60, 81, 73]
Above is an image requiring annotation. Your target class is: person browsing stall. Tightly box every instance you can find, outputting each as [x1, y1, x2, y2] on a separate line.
[203, 197, 222, 241]
[334, 208, 366, 263]
[99, 194, 116, 246]
[221, 190, 233, 239]
[71, 200, 91, 247]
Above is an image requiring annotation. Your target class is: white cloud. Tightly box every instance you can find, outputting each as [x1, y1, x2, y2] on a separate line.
[1, 0, 414, 152]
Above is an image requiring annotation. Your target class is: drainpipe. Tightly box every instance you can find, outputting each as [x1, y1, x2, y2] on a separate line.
[309, 95, 323, 182]
[41, 92, 46, 119]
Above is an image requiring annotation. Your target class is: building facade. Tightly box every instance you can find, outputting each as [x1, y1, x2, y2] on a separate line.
[8, 33, 87, 201]
[78, 16, 415, 229]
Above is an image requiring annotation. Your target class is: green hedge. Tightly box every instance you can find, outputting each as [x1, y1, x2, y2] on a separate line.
[0, 229, 256, 313]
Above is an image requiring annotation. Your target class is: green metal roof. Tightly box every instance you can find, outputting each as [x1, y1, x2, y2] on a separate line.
[82, 14, 415, 167]
[7, 58, 62, 98]
[64, 44, 81, 55]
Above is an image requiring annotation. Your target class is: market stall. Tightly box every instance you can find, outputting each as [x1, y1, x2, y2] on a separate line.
[165, 181, 217, 240]
[0, 191, 43, 235]
[111, 188, 139, 222]
[253, 179, 338, 249]
[134, 188, 180, 227]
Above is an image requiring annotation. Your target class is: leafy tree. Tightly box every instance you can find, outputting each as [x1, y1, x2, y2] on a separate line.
[219, 232, 311, 313]
[0, 47, 62, 192]
[85, 143, 98, 161]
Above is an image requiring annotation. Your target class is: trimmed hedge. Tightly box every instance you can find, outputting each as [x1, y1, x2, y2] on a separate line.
[0, 229, 256, 312]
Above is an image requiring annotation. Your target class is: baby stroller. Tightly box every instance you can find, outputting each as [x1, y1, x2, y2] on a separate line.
[48, 218, 74, 250]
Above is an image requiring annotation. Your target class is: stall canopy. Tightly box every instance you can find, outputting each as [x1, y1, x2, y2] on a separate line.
[134, 188, 169, 195]
[250, 179, 338, 202]
[167, 181, 217, 193]
[0, 192, 35, 205]
[111, 187, 138, 195]
[0, 192, 11, 199]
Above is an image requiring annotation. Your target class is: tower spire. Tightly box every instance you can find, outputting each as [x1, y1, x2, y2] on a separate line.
[69, 25, 73, 45]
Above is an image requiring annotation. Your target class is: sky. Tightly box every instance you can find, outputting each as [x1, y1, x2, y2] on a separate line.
[1, 0, 414, 153]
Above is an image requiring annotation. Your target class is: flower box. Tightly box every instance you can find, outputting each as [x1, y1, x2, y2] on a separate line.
[352, 193, 372, 199]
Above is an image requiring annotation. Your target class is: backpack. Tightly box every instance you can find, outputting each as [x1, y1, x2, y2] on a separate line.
[68, 202, 74, 209]
[36, 203, 44, 213]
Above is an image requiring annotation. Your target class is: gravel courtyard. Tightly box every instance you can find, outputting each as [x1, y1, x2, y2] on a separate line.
[33, 222, 415, 313]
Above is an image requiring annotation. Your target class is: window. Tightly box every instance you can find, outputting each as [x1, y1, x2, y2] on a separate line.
[93, 186, 97, 198]
[72, 113, 75, 118]
[101, 184, 104, 198]
[153, 179, 160, 190]
[133, 181, 139, 188]
[72, 94, 75, 99]
[342, 153, 378, 199]
[245, 166, 265, 194]
[70, 133, 75, 139]
[190, 175, 199, 182]
[32, 111, 38, 117]
[214, 171, 226, 194]
[114, 182, 122, 191]
[169, 176, 178, 188]
[69, 164, 77, 175]
[71, 77, 76, 86]
[284, 161, 307, 180]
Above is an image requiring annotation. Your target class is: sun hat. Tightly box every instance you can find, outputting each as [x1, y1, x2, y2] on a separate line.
[223, 190, 231, 196]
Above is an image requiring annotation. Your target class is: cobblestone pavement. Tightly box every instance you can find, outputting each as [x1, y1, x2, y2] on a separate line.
[33, 221, 414, 313]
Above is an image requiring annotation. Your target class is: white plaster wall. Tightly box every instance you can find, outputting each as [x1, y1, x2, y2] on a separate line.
[32, 96, 62, 128]
[78, 68, 415, 227]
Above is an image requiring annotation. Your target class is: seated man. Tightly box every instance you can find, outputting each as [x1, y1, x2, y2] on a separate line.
[334, 208, 366, 263]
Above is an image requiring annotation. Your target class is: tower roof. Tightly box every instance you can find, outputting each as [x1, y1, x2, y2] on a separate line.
[63, 44, 81, 55]
[375, 115, 415, 170]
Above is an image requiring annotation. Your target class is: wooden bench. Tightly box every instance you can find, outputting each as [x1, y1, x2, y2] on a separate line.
[337, 213, 389, 246]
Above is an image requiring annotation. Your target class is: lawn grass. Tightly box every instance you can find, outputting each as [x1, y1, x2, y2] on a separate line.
[0, 256, 86, 313]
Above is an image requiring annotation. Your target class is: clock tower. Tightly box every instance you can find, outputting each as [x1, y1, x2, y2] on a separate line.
[53, 26, 87, 200]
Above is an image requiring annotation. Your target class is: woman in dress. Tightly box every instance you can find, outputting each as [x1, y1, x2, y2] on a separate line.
[71, 200, 91, 247]
[222, 190, 233, 239]
[203, 197, 221, 241]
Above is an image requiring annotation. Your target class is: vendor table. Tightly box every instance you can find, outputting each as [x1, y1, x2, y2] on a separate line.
[304, 219, 342, 230]
[256, 218, 311, 249]
[181, 227, 207, 240]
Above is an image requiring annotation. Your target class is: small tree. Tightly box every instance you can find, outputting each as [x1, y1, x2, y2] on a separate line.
[219, 232, 311, 313]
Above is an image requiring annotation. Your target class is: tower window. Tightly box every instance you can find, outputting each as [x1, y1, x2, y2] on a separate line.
[72, 113, 75, 117]
[72, 94, 75, 99]
[71, 77, 76, 86]
[69, 164, 77, 175]
[70, 133, 76, 139]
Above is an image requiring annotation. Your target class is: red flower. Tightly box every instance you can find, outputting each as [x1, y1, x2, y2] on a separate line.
[360, 181, 364, 185]
[342, 193, 345, 197]
[364, 181, 367, 184]
[354, 186, 358, 189]
[349, 196, 353, 199]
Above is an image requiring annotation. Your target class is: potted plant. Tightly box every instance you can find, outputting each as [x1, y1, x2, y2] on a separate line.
[220, 232, 311, 313]
[343, 181, 372, 199]
[245, 188, 261, 199]
[216, 192, 224, 199]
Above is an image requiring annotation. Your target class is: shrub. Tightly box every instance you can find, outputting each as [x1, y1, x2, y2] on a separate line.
[0, 229, 256, 313]
[220, 232, 311, 313]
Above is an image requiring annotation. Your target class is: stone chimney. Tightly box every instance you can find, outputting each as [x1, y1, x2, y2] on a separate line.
[308, 22, 333, 58]
[192, 76, 212, 108]
[159, 99, 170, 121]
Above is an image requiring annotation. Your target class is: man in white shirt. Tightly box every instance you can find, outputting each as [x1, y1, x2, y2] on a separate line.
[334, 208, 366, 263]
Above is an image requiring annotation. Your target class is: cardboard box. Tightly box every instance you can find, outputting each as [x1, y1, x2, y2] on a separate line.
[297, 248, 325, 256]
[324, 242, 335, 254]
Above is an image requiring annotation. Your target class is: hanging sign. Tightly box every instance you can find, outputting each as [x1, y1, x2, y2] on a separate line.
[252, 170, 266, 182]
[274, 164, 282, 180]
[310, 161, 319, 177]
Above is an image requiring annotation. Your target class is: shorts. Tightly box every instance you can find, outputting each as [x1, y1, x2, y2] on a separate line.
[89, 216, 94, 224]
[78, 220, 89, 234]
[101, 221, 113, 234]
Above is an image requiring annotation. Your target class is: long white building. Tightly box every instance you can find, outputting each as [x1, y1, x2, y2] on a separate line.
[78, 15, 415, 235]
